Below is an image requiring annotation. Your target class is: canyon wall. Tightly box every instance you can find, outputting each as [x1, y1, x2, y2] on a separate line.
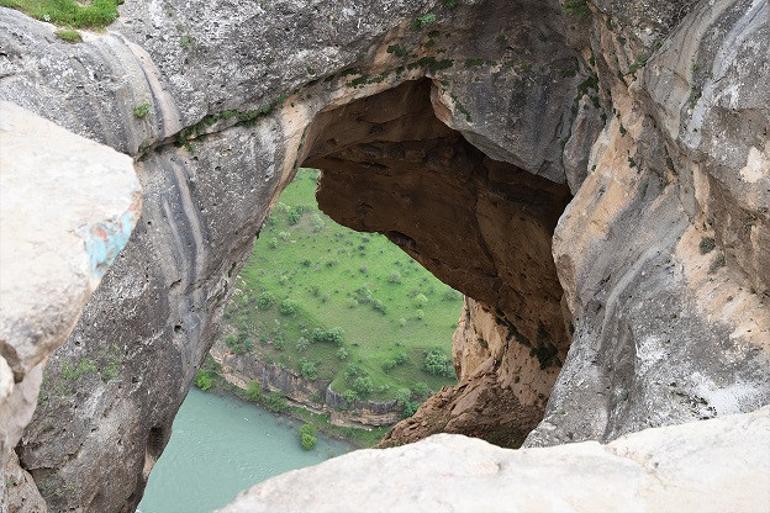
[0, 0, 767, 511]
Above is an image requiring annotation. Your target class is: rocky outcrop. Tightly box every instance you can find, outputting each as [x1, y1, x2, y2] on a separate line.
[218, 407, 770, 513]
[0, 0, 768, 510]
[0, 102, 140, 511]
[211, 340, 401, 426]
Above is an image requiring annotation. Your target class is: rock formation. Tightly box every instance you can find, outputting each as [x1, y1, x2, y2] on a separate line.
[0, 0, 767, 511]
[0, 102, 141, 511]
[218, 407, 770, 513]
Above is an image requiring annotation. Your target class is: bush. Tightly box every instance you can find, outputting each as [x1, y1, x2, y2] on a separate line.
[423, 348, 454, 377]
[224, 334, 253, 355]
[395, 388, 412, 406]
[257, 292, 274, 310]
[299, 359, 318, 380]
[398, 317, 407, 327]
[245, 380, 262, 401]
[382, 352, 408, 372]
[413, 382, 432, 400]
[402, 401, 419, 418]
[194, 370, 213, 391]
[299, 424, 317, 450]
[351, 376, 374, 397]
[296, 337, 310, 352]
[279, 298, 298, 316]
[344, 364, 365, 381]
[387, 271, 402, 284]
[273, 337, 286, 351]
[443, 288, 462, 301]
[310, 327, 344, 345]
[414, 293, 429, 307]
[310, 213, 325, 232]
[699, 236, 716, 254]
[372, 299, 387, 315]
[416, 309, 425, 320]
[264, 392, 288, 412]
[336, 347, 350, 360]
[342, 389, 358, 406]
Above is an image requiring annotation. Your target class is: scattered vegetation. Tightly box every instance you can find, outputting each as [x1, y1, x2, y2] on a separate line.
[561, 0, 590, 17]
[699, 236, 716, 255]
[221, 169, 461, 404]
[133, 102, 151, 119]
[411, 13, 437, 30]
[0, 0, 120, 28]
[54, 28, 81, 43]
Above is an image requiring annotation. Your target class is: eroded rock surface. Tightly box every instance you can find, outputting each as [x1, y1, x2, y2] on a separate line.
[0, 102, 141, 512]
[0, 0, 768, 510]
[218, 407, 770, 513]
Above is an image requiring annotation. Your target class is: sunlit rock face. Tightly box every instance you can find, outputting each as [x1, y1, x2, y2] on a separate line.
[218, 407, 770, 513]
[0, 101, 141, 512]
[0, 0, 768, 510]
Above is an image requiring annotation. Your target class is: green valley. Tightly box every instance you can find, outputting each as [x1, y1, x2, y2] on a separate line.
[218, 168, 462, 416]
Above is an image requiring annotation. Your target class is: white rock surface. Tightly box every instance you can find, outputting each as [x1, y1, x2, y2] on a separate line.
[0, 100, 141, 451]
[219, 407, 770, 513]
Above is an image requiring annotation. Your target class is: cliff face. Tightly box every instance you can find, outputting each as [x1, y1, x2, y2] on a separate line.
[0, 0, 768, 511]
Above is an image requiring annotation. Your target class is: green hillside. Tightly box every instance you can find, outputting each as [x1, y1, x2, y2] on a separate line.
[222, 168, 461, 410]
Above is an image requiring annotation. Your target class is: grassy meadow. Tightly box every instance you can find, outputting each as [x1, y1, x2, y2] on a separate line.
[221, 169, 462, 409]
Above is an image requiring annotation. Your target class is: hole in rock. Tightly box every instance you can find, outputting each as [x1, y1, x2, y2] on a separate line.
[140, 79, 572, 512]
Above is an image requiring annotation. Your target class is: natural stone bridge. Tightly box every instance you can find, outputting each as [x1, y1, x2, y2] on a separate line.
[0, 0, 768, 511]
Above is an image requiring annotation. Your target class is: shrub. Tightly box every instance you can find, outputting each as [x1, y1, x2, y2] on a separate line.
[133, 102, 151, 119]
[245, 380, 262, 401]
[273, 337, 286, 351]
[699, 236, 716, 254]
[299, 424, 317, 450]
[351, 376, 374, 397]
[414, 293, 429, 307]
[398, 317, 407, 327]
[443, 288, 462, 301]
[310, 213, 325, 232]
[423, 348, 454, 377]
[311, 327, 344, 345]
[224, 334, 253, 355]
[278, 231, 291, 242]
[194, 370, 213, 391]
[257, 292, 274, 310]
[344, 364, 365, 381]
[395, 388, 412, 406]
[296, 337, 310, 352]
[336, 346, 350, 360]
[562, 0, 590, 17]
[55, 28, 82, 43]
[412, 12, 437, 30]
[279, 298, 298, 316]
[264, 392, 288, 412]
[383, 352, 408, 371]
[402, 401, 420, 418]
[342, 389, 358, 406]
[268, 237, 279, 249]
[412, 382, 432, 400]
[299, 359, 318, 380]
[387, 271, 402, 284]
[416, 308, 425, 320]
[372, 299, 387, 315]
[287, 210, 302, 225]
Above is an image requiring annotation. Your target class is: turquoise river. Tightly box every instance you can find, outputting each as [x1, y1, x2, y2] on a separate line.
[137, 388, 353, 513]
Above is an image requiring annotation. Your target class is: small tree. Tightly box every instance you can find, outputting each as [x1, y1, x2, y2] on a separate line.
[195, 370, 213, 391]
[351, 376, 374, 397]
[387, 271, 402, 284]
[423, 349, 454, 377]
[299, 359, 318, 380]
[299, 424, 317, 450]
[279, 298, 298, 316]
[336, 346, 350, 360]
[296, 337, 310, 352]
[257, 292, 275, 310]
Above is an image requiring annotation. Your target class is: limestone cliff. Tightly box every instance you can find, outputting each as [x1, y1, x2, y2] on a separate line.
[0, 0, 767, 511]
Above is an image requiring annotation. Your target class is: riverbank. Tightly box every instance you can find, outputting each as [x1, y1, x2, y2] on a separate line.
[197, 354, 390, 448]
[137, 388, 352, 513]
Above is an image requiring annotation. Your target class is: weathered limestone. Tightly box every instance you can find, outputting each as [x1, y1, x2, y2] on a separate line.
[0, 0, 767, 510]
[0, 101, 141, 511]
[218, 407, 770, 513]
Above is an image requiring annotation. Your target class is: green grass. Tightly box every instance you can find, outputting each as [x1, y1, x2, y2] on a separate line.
[0, 0, 120, 29]
[223, 169, 462, 405]
[54, 27, 81, 43]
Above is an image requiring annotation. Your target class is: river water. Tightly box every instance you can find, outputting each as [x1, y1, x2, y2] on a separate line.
[137, 388, 353, 513]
